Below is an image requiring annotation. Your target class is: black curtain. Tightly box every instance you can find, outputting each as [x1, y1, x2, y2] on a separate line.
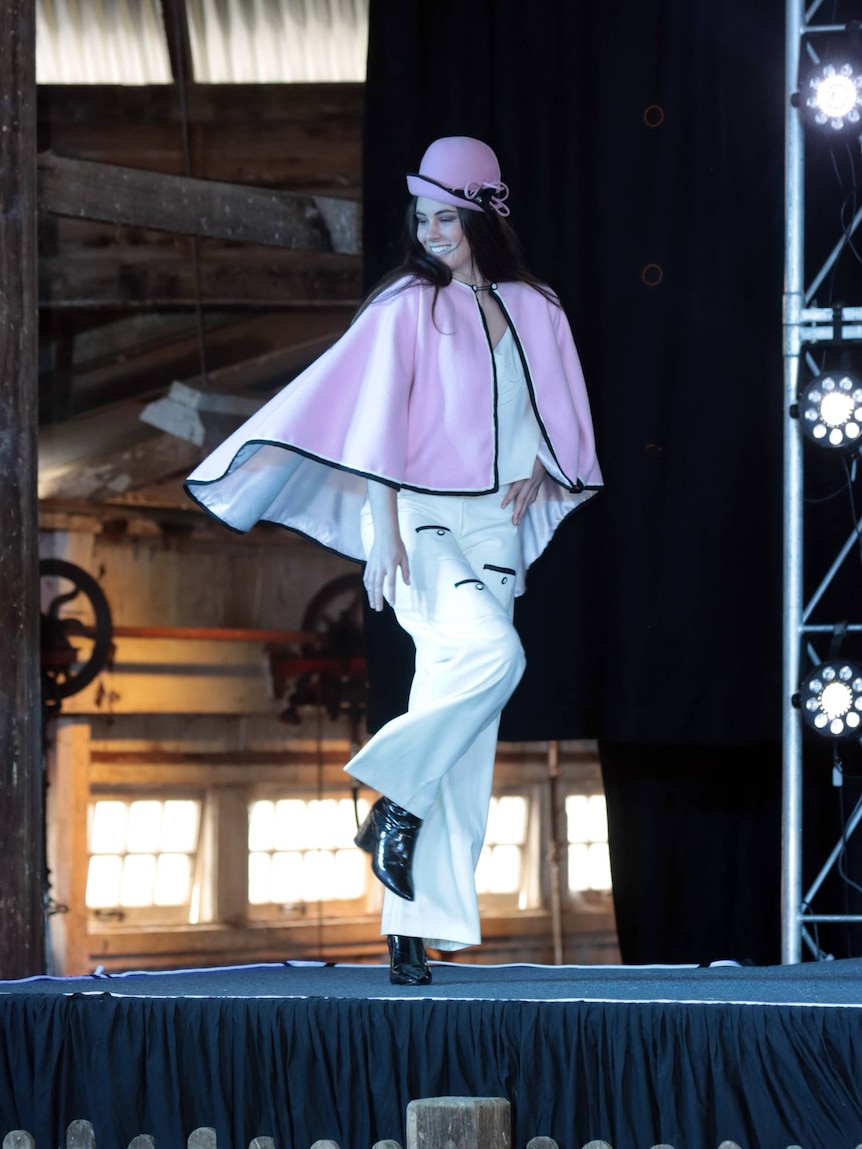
[360, 0, 862, 965]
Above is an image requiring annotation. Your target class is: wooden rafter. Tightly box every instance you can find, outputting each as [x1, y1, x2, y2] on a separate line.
[37, 153, 361, 254]
[38, 313, 349, 497]
[38, 430, 206, 502]
[56, 309, 351, 417]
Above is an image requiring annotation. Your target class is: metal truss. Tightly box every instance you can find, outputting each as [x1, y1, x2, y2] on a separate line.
[783, 0, 862, 962]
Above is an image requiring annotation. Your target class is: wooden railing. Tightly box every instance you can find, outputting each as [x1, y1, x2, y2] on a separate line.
[0, 1098, 826, 1149]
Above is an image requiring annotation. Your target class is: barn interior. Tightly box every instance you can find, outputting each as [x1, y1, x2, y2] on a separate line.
[6, 2, 862, 1146]
[6, 0, 862, 987]
[8, 0, 862, 983]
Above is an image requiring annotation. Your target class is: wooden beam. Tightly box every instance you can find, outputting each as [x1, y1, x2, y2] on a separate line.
[38, 153, 361, 254]
[0, 0, 44, 978]
[37, 81, 364, 128]
[38, 431, 205, 501]
[111, 626, 321, 644]
[63, 472, 214, 512]
[138, 381, 261, 446]
[59, 309, 350, 417]
[39, 243, 361, 309]
[89, 749, 348, 767]
[35, 496, 275, 532]
[138, 328, 344, 444]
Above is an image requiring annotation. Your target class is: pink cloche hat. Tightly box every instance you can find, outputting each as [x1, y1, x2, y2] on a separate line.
[406, 136, 510, 217]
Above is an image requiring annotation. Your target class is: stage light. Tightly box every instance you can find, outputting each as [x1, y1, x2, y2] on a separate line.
[803, 62, 862, 130]
[797, 24, 862, 132]
[800, 371, 862, 450]
[800, 661, 862, 738]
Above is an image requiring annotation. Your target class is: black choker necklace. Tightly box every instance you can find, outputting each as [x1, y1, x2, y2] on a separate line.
[454, 278, 493, 291]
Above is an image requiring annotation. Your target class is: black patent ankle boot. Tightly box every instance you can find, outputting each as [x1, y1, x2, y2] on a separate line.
[354, 796, 423, 901]
[388, 935, 431, 986]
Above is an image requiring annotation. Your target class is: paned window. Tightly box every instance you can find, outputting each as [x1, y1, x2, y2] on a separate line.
[248, 796, 370, 909]
[475, 795, 530, 899]
[566, 794, 612, 891]
[86, 798, 201, 921]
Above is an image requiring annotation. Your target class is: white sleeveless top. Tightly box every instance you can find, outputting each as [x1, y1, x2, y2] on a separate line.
[494, 327, 541, 484]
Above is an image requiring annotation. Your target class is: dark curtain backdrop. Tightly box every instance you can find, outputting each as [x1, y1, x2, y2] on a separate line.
[359, 0, 858, 964]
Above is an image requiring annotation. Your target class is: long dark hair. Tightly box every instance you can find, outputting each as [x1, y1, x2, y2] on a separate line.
[355, 199, 558, 319]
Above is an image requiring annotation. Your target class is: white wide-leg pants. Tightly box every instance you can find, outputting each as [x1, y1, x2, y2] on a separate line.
[345, 489, 526, 951]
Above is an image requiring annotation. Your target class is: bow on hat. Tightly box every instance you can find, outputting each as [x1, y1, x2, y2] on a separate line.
[463, 180, 511, 217]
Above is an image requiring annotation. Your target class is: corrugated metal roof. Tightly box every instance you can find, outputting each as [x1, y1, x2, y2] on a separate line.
[36, 0, 368, 84]
[37, 0, 173, 84]
[188, 0, 368, 83]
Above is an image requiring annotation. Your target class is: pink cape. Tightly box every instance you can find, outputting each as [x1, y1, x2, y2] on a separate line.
[185, 277, 603, 594]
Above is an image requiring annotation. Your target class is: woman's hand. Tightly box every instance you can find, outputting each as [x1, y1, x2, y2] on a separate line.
[501, 456, 546, 526]
[365, 480, 410, 611]
[364, 533, 410, 611]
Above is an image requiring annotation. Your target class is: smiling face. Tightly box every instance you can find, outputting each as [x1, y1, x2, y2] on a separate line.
[414, 196, 479, 282]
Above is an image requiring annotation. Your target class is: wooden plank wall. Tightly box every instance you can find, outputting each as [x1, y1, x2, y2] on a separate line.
[37, 84, 364, 191]
[37, 84, 364, 313]
[36, 82, 363, 449]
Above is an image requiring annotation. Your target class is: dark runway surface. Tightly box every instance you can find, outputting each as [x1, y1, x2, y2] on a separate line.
[3, 954, 862, 1005]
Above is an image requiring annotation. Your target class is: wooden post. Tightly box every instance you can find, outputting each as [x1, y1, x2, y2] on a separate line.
[46, 720, 91, 975]
[188, 1130, 217, 1149]
[547, 739, 564, 965]
[0, 0, 44, 979]
[405, 1098, 510, 1149]
[66, 1121, 96, 1149]
[2, 1133, 36, 1149]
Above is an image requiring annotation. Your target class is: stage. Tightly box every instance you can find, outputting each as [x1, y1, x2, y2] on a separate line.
[2, 959, 862, 1148]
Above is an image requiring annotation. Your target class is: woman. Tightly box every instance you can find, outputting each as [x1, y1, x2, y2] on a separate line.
[185, 136, 602, 985]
